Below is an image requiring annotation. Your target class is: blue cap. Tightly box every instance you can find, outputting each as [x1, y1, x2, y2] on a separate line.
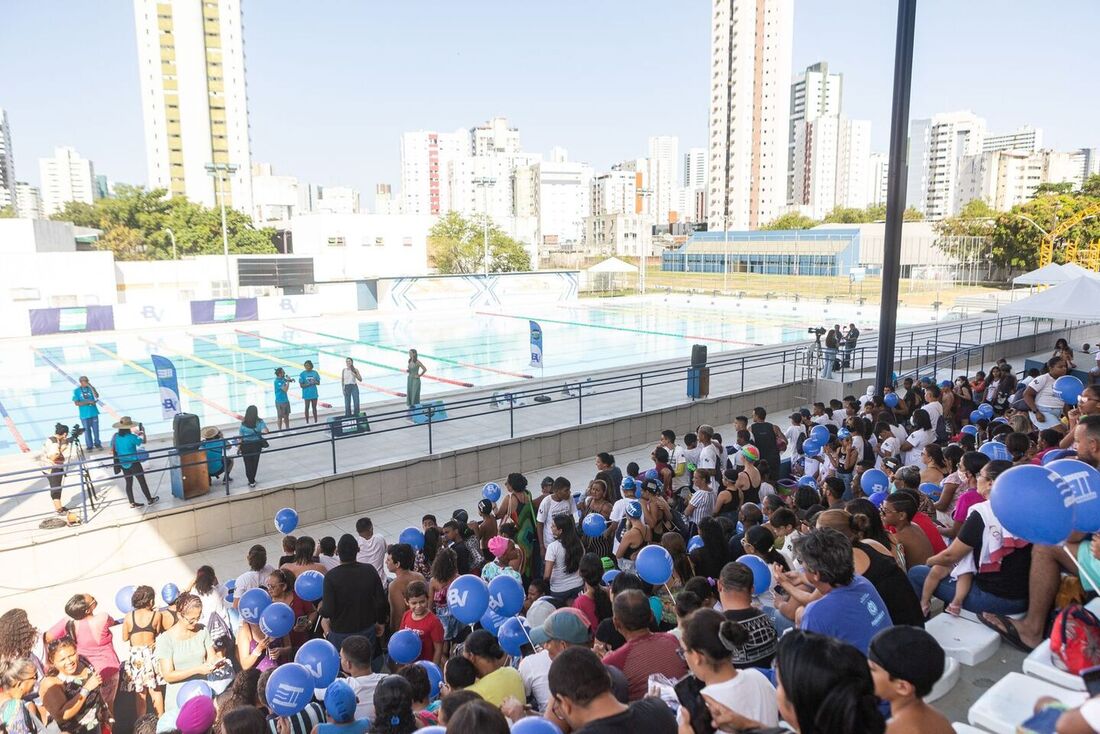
[324, 680, 358, 724]
[625, 501, 642, 519]
[939, 380, 952, 388]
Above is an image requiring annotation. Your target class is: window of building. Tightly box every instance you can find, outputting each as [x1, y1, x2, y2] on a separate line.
[327, 236, 345, 247]
[402, 237, 413, 247]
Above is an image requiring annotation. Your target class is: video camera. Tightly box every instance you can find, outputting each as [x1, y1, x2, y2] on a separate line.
[70, 425, 84, 439]
[807, 326, 826, 338]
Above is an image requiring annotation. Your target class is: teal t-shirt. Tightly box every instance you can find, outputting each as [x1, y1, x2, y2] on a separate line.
[240, 420, 268, 442]
[202, 438, 226, 473]
[72, 386, 99, 419]
[274, 377, 291, 404]
[113, 432, 144, 469]
[299, 370, 320, 400]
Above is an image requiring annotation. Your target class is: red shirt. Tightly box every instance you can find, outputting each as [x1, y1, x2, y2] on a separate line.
[911, 511, 948, 554]
[400, 610, 444, 662]
[602, 631, 687, 701]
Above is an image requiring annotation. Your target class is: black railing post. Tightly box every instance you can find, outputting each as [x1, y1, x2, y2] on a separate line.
[639, 374, 644, 412]
[330, 429, 337, 474]
[578, 385, 583, 424]
[509, 395, 515, 438]
[223, 443, 230, 495]
[427, 409, 434, 454]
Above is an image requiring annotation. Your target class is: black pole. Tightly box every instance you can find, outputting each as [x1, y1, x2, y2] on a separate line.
[876, 0, 917, 392]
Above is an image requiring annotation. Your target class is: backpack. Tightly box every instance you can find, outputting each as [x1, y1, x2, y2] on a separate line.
[1050, 604, 1100, 674]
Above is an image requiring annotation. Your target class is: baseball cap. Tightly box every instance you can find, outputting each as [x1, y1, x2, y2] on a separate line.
[324, 680, 358, 724]
[176, 695, 216, 734]
[529, 608, 592, 646]
[625, 501, 642, 519]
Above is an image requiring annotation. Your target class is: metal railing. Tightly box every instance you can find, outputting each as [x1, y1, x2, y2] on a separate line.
[0, 313, 1087, 529]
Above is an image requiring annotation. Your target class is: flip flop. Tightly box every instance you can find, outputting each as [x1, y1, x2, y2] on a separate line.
[979, 612, 1035, 653]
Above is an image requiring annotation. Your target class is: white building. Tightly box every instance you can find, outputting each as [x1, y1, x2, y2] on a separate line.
[374, 184, 397, 215]
[1070, 148, 1099, 187]
[251, 163, 305, 224]
[788, 62, 842, 203]
[584, 214, 653, 257]
[515, 158, 593, 251]
[448, 156, 522, 222]
[14, 182, 43, 219]
[38, 147, 98, 216]
[133, 0, 252, 212]
[683, 147, 707, 189]
[591, 171, 640, 216]
[647, 136, 679, 224]
[707, 0, 793, 230]
[288, 213, 432, 280]
[867, 153, 889, 207]
[471, 117, 521, 157]
[954, 148, 1083, 213]
[315, 186, 360, 215]
[399, 128, 469, 216]
[0, 109, 14, 209]
[983, 126, 1043, 154]
[790, 117, 871, 218]
[907, 111, 986, 220]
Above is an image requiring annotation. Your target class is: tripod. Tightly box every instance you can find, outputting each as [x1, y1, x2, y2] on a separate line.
[69, 440, 100, 512]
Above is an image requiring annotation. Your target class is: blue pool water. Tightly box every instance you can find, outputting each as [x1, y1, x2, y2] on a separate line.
[0, 297, 929, 456]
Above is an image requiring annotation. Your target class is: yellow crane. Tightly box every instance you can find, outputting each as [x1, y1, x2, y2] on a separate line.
[1038, 200, 1100, 269]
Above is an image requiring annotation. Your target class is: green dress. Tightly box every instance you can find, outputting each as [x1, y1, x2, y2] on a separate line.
[407, 359, 422, 407]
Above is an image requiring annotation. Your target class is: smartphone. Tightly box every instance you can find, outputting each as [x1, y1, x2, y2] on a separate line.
[1018, 705, 1063, 734]
[1081, 664, 1100, 697]
[673, 676, 713, 734]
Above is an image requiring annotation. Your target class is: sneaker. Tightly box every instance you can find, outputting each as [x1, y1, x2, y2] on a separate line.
[248, 482, 256, 488]
[147, 496, 160, 505]
[130, 502, 144, 509]
[94, 444, 103, 450]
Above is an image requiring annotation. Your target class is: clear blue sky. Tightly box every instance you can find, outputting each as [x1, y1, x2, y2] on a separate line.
[3, 1, 1096, 199]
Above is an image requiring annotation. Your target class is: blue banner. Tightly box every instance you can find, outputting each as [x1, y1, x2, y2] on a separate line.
[529, 320, 543, 367]
[151, 354, 182, 419]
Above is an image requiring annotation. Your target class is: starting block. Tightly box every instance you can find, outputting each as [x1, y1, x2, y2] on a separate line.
[926, 613, 1001, 666]
[968, 672, 1086, 734]
[1023, 643, 1086, 691]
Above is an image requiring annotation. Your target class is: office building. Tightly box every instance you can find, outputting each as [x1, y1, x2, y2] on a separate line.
[788, 62, 842, 203]
[907, 111, 986, 220]
[14, 182, 43, 219]
[0, 109, 13, 209]
[983, 126, 1043, 154]
[707, 0, 794, 230]
[399, 128, 469, 215]
[39, 147, 98, 216]
[133, 0, 252, 212]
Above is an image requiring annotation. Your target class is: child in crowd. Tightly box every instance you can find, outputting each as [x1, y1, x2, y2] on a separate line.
[868, 626, 954, 734]
[400, 581, 444, 666]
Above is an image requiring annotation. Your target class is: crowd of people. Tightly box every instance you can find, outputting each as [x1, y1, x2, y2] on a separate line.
[10, 337, 1100, 734]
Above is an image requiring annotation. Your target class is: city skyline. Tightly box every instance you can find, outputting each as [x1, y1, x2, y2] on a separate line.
[3, 1, 1098, 202]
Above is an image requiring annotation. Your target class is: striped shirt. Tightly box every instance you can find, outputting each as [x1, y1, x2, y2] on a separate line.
[267, 702, 324, 734]
[603, 631, 688, 701]
[686, 486, 716, 524]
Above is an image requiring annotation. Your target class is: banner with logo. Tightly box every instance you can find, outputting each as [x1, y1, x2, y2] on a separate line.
[529, 320, 543, 368]
[151, 355, 182, 419]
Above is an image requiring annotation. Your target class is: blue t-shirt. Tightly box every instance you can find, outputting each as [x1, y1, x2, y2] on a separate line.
[240, 420, 268, 443]
[316, 722, 371, 734]
[113, 432, 145, 469]
[801, 574, 893, 654]
[274, 377, 291, 404]
[299, 370, 320, 400]
[202, 438, 226, 473]
[72, 386, 99, 419]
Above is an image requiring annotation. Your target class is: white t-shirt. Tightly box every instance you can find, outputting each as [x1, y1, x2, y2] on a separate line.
[811, 414, 829, 426]
[318, 554, 340, 571]
[341, 367, 359, 386]
[234, 565, 276, 599]
[878, 436, 899, 470]
[1029, 373, 1061, 408]
[890, 424, 908, 443]
[849, 435, 866, 467]
[197, 586, 230, 629]
[698, 443, 720, 490]
[356, 534, 388, 577]
[348, 673, 388, 722]
[924, 400, 944, 430]
[904, 428, 935, 466]
[683, 445, 702, 467]
[803, 456, 822, 482]
[519, 649, 552, 712]
[609, 498, 644, 553]
[783, 425, 804, 459]
[537, 496, 579, 546]
[700, 669, 779, 727]
[667, 444, 686, 469]
[545, 541, 582, 593]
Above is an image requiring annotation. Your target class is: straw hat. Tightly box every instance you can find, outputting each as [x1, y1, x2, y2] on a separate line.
[112, 416, 137, 429]
[200, 426, 221, 440]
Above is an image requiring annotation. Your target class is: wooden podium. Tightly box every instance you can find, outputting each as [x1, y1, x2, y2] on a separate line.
[170, 451, 211, 500]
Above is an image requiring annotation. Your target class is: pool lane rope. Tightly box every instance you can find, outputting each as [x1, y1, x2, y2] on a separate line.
[475, 310, 760, 347]
[30, 347, 123, 420]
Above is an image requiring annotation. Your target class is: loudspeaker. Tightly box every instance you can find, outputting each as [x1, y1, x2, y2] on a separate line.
[173, 413, 201, 451]
[691, 344, 708, 366]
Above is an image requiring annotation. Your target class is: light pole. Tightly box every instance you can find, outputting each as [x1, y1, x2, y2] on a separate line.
[472, 176, 497, 277]
[164, 227, 177, 260]
[205, 162, 240, 297]
[637, 187, 652, 295]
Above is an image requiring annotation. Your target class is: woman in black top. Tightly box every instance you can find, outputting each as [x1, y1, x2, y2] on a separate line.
[689, 517, 730, 580]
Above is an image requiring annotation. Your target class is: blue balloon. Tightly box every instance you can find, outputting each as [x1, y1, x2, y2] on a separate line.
[991, 464, 1075, 545]
[399, 526, 425, 550]
[737, 555, 773, 596]
[259, 602, 295, 639]
[582, 513, 608, 537]
[498, 617, 532, 657]
[979, 441, 1011, 462]
[115, 585, 135, 614]
[1054, 376, 1085, 405]
[978, 403, 994, 419]
[1042, 449, 1078, 465]
[294, 638, 340, 688]
[635, 545, 673, 585]
[294, 570, 324, 602]
[480, 607, 506, 635]
[687, 534, 704, 553]
[389, 629, 422, 664]
[274, 507, 299, 534]
[417, 660, 443, 698]
[810, 425, 831, 444]
[512, 718, 563, 734]
[837, 428, 852, 440]
[265, 663, 314, 716]
[602, 569, 621, 585]
[176, 679, 212, 707]
[736, 521, 744, 534]
[992, 416, 1009, 425]
[797, 476, 817, 489]
[238, 587, 272, 625]
[1047, 459, 1100, 533]
[482, 482, 503, 503]
[861, 468, 889, 495]
[884, 393, 899, 408]
[969, 410, 983, 424]
[961, 425, 979, 437]
[488, 574, 525, 617]
[919, 482, 943, 501]
[161, 583, 180, 605]
[447, 574, 490, 624]
[868, 491, 888, 508]
[802, 438, 822, 457]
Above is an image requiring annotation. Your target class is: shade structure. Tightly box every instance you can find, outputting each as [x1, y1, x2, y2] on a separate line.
[1000, 276, 1100, 321]
[1059, 262, 1100, 280]
[586, 256, 638, 274]
[1012, 262, 1067, 286]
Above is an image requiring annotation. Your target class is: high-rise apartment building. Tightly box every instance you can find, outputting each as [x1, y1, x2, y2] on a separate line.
[315, 186, 360, 215]
[515, 157, 593, 248]
[683, 148, 707, 189]
[374, 184, 398, 215]
[250, 162, 304, 224]
[38, 147, 97, 216]
[955, 148, 1084, 212]
[133, 0, 252, 212]
[0, 109, 14, 210]
[707, 0, 793, 230]
[982, 126, 1043, 154]
[399, 129, 469, 216]
[1070, 148, 1099, 187]
[14, 182, 43, 219]
[790, 116, 871, 218]
[471, 117, 521, 157]
[906, 111, 986, 220]
[787, 62, 842, 203]
[647, 136, 679, 224]
[867, 152, 889, 207]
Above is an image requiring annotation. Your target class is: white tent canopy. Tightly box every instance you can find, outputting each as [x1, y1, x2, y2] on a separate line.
[999, 276, 1100, 321]
[586, 256, 638, 274]
[1060, 262, 1100, 280]
[1012, 262, 1067, 286]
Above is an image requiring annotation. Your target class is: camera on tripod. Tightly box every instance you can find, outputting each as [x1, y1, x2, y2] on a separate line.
[807, 326, 826, 337]
[71, 425, 84, 439]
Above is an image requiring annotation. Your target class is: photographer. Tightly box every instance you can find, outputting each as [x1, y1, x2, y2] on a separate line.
[822, 327, 839, 379]
[71, 376, 103, 451]
[38, 423, 72, 514]
[111, 417, 158, 509]
[843, 323, 860, 369]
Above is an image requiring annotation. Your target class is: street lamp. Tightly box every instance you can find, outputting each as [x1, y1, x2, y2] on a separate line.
[205, 162, 240, 297]
[164, 227, 177, 260]
[472, 177, 497, 277]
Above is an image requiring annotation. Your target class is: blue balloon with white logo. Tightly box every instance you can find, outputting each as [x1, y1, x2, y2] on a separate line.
[635, 545, 673, 585]
[498, 616, 531, 657]
[602, 569, 620, 585]
[797, 476, 817, 489]
[176, 679, 213, 707]
[294, 570, 324, 602]
[399, 526, 425, 550]
[238, 587, 272, 625]
[837, 428, 852, 440]
[1054, 376, 1085, 405]
[1042, 449, 1077, 465]
[884, 393, 899, 408]
[417, 660, 443, 698]
[512, 718, 563, 734]
[992, 416, 1009, 425]
[274, 507, 298, 534]
[482, 482, 503, 503]
[919, 482, 943, 501]
[802, 438, 822, 458]
[265, 663, 314, 716]
[259, 602, 295, 639]
[961, 425, 979, 437]
[389, 629, 422, 664]
[294, 638, 340, 688]
[447, 574, 490, 625]
[1047, 459, 1100, 533]
[161, 583, 180, 605]
[969, 410, 983, 424]
[687, 534, 704, 553]
[978, 403, 994, 419]
[861, 468, 889, 495]
[480, 607, 506, 635]
[991, 464, 1074, 545]
[869, 491, 888, 508]
[115, 585, 135, 614]
[487, 574, 525, 617]
[979, 441, 1011, 462]
[582, 513, 608, 537]
[737, 554, 773, 596]
[810, 425, 831, 444]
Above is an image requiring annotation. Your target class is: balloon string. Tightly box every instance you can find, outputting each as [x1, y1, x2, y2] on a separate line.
[516, 614, 536, 651]
[664, 583, 675, 600]
[1062, 543, 1100, 595]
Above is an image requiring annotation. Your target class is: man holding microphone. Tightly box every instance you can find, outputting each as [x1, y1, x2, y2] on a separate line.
[71, 376, 103, 450]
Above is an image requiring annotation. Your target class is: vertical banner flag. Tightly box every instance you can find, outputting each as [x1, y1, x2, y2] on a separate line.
[151, 355, 182, 419]
[529, 321, 543, 368]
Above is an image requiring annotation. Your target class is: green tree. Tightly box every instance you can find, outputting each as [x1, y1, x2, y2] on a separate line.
[990, 194, 1100, 270]
[0, 205, 16, 218]
[823, 206, 868, 224]
[760, 211, 820, 230]
[50, 200, 100, 227]
[903, 207, 924, 221]
[97, 226, 148, 260]
[1081, 174, 1100, 198]
[865, 203, 887, 221]
[1032, 182, 1076, 198]
[428, 211, 531, 274]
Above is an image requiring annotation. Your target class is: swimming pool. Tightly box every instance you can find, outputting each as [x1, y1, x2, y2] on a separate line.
[0, 296, 937, 456]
